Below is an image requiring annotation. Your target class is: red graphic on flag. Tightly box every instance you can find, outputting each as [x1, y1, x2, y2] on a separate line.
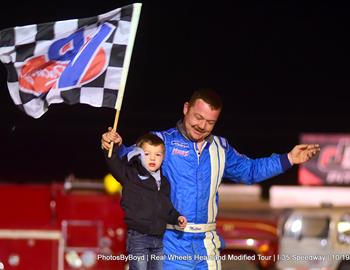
[18, 38, 107, 94]
[80, 48, 106, 84]
[19, 56, 67, 93]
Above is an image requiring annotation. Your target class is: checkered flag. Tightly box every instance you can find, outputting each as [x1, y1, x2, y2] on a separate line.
[0, 3, 142, 118]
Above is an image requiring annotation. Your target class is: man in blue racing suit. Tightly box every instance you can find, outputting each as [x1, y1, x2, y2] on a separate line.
[101, 89, 320, 270]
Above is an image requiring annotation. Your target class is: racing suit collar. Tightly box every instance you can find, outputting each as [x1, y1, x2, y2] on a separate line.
[176, 120, 214, 144]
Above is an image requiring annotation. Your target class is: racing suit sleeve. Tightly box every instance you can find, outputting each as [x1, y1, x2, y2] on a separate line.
[223, 141, 292, 184]
[116, 144, 135, 159]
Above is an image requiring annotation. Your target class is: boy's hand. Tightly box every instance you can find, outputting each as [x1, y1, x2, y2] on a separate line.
[178, 216, 187, 228]
[101, 127, 123, 150]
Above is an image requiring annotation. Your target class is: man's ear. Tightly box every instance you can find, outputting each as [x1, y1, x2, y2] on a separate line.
[183, 102, 189, 115]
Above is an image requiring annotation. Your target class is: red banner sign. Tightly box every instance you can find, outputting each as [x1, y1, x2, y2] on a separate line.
[299, 134, 350, 186]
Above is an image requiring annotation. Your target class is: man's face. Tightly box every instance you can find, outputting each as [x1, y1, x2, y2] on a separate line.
[183, 98, 221, 142]
[142, 143, 164, 172]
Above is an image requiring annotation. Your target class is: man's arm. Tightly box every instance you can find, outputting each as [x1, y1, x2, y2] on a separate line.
[101, 128, 128, 184]
[287, 144, 320, 165]
[101, 127, 122, 150]
[223, 140, 320, 184]
[101, 127, 135, 158]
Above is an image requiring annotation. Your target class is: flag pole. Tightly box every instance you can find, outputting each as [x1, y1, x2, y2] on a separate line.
[108, 3, 142, 158]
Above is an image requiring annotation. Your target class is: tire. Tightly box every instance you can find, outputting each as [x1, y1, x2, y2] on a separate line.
[337, 260, 350, 270]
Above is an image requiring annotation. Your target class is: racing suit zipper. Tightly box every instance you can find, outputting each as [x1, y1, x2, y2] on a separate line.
[194, 142, 206, 163]
[194, 141, 207, 224]
[194, 143, 200, 224]
[195, 148, 201, 164]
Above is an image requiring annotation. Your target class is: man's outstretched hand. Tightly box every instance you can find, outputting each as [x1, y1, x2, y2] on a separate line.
[288, 144, 321, 165]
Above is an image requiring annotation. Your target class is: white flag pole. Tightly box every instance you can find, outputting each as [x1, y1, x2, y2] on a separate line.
[108, 3, 142, 158]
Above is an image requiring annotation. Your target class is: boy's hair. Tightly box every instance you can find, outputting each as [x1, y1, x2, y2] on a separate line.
[188, 88, 223, 110]
[136, 133, 165, 152]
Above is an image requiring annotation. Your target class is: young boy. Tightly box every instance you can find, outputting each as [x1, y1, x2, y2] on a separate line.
[103, 132, 187, 270]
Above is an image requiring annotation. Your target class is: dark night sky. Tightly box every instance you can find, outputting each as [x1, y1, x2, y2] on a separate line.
[0, 0, 349, 193]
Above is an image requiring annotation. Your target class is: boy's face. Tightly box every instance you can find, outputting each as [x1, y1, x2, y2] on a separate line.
[141, 143, 164, 172]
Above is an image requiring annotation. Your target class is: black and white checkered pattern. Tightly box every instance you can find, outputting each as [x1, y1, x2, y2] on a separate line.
[0, 3, 141, 118]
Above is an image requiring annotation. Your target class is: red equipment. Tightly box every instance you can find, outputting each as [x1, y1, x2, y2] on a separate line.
[0, 180, 127, 270]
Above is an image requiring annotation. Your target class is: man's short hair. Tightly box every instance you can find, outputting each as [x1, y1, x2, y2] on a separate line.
[188, 88, 223, 110]
[136, 133, 165, 152]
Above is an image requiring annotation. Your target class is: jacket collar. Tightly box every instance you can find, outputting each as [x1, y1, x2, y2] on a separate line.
[176, 120, 214, 144]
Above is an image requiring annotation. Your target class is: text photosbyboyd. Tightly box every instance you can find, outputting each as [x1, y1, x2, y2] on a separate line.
[97, 254, 268, 261]
[97, 253, 350, 262]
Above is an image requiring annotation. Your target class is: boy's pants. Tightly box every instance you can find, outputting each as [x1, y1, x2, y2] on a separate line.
[127, 229, 164, 270]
